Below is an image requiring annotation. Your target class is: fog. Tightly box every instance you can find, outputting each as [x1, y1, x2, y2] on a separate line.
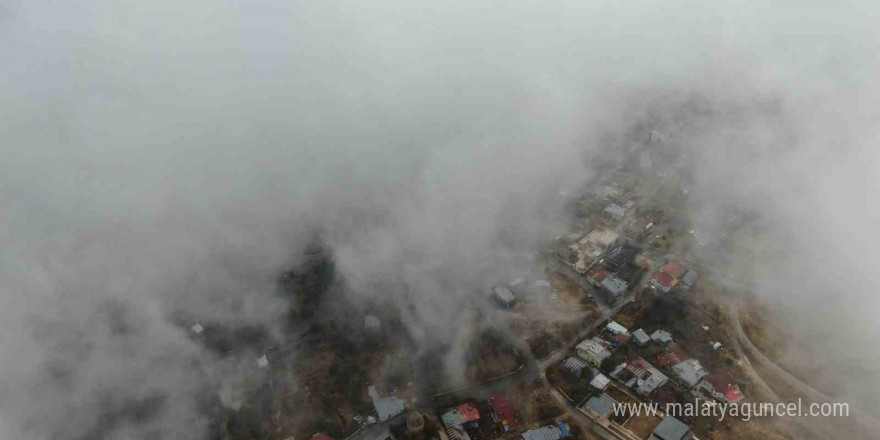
[2, 1, 879, 439]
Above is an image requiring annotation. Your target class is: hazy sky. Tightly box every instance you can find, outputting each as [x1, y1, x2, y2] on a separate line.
[2, 1, 879, 439]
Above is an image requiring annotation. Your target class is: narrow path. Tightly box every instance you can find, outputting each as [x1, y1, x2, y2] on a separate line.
[730, 306, 834, 403]
[729, 304, 880, 435]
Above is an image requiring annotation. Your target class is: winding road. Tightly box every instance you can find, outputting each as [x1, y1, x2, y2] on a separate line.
[729, 305, 880, 436]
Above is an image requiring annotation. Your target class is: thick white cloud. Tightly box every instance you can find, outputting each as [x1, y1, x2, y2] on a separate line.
[1, 0, 879, 438]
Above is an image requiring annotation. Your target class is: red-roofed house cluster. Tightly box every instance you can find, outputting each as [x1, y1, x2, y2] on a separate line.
[650, 261, 697, 293]
[488, 393, 519, 432]
[697, 370, 745, 403]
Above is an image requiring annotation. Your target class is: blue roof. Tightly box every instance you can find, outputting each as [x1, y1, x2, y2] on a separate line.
[601, 277, 628, 295]
[556, 422, 570, 438]
[368, 385, 405, 420]
[584, 394, 614, 417]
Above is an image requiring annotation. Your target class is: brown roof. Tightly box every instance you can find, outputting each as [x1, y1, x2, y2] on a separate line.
[589, 269, 612, 282]
[627, 358, 653, 376]
[705, 370, 737, 393]
[655, 344, 690, 367]
[659, 262, 686, 280]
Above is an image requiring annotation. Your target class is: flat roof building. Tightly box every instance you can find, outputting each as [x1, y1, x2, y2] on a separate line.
[369, 385, 406, 421]
[603, 237, 641, 270]
[600, 277, 628, 302]
[583, 394, 615, 419]
[651, 416, 692, 440]
[671, 359, 707, 389]
[605, 321, 629, 335]
[576, 337, 612, 366]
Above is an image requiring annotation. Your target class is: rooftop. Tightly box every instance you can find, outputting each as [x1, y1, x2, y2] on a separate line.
[563, 357, 589, 376]
[584, 394, 615, 417]
[588, 268, 613, 283]
[590, 374, 611, 390]
[522, 423, 570, 440]
[441, 403, 481, 427]
[681, 270, 698, 287]
[726, 386, 744, 402]
[488, 393, 519, 431]
[671, 359, 707, 388]
[650, 330, 674, 344]
[604, 203, 627, 218]
[652, 415, 690, 440]
[492, 286, 516, 303]
[576, 337, 612, 363]
[659, 262, 686, 280]
[601, 277, 628, 296]
[605, 321, 629, 335]
[458, 403, 480, 422]
[369, 385, 406, 421]
[629, 359, 668, 395]
[705, 370, 744, 402]
[604, 237, 641, 269]
[651, 272, 674, 288]
[633, 329, 651, 344]
[580, 228, 620, 249]
[655, 344, 689, 367]
[365, 315, 381, 330]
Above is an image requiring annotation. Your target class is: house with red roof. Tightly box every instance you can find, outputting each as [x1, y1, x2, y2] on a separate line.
[311, 433, 334, 440]
[488, 393, 519, 432]
[659, 262, 686, 279]
[651, 272, 676, 292]
[457, 403, 480, 426]
[441, 402, 482, 440]
[587, 268, 613, 288]
[650, 262, 687, 293]
[655, 344, 690, 368]
[697, 370, 744, 403]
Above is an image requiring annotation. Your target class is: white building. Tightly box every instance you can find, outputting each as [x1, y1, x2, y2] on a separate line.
[605, 321, 629, 336]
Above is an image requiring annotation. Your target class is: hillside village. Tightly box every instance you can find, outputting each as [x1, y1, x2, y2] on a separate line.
[195, 129, 844, 440]
[339, 163, 775, 440]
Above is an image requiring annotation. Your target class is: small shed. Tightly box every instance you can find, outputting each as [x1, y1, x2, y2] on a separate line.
[491, 286, 516, 307]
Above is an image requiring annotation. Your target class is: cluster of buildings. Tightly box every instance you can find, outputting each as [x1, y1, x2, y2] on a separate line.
[649, 261, 698, 294]
[648, 338, 744, 404]
[571, 228, 620, 274]
[441, 403, 481, 440]
[573, 232, 643, 304]
[383, 394, 527, 440]
[561, 225, 643, 302]
[610, 357, 668, 396]
[582, 392, 693, 440]
[573, 320, 631, 367]
[560, 316, 741, 440]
